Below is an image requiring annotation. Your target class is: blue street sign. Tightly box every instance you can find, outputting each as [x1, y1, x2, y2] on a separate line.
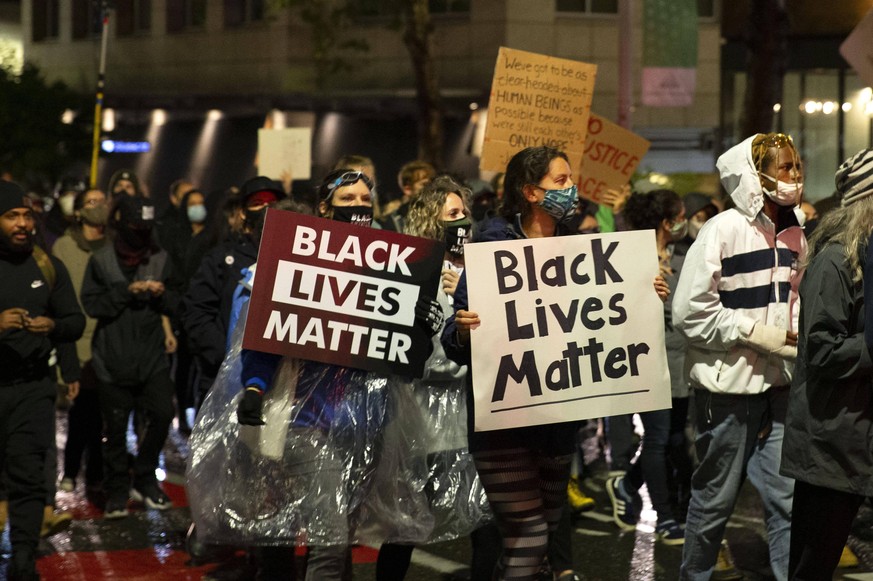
[101, 140, 151, 153]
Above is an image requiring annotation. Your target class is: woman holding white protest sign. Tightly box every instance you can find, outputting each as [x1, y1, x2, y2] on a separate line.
[443, 146, 670, 580]
[187, 168, 477, 581]
[440, 148, 580, 580]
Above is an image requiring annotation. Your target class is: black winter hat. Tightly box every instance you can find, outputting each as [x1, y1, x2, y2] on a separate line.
[239, 176, 285, 206]
[0, 181, 32, 216]
[683, 192, 717, 219]
[114, 195, 155, 228]
[59, 176, 87, 196]
[108, 169, 141, 195]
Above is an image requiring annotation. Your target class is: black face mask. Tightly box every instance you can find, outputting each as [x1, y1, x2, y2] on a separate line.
[118, 225, 152, 250]
[443, 217, 471, 258]
[244, 207, 269, 245]
[331, 205, 373, 228]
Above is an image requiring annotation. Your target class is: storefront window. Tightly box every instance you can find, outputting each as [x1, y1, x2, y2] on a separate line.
[724, 70, 871, 204]
[797, 72, 839, 201]
[844, 75, 873, 160]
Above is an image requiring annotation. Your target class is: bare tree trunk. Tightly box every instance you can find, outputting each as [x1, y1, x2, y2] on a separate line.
[401, 0, 445, 169]
[740, 0, 788, 136]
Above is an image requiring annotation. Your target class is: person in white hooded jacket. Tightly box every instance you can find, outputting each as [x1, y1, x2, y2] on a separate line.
[672, 133, 806, 581]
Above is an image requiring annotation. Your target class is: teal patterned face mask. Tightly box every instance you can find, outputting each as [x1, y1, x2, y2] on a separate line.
[537, 184, 579, 223]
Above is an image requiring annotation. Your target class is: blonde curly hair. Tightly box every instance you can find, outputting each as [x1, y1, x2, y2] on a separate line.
[404, 175, 471, 242]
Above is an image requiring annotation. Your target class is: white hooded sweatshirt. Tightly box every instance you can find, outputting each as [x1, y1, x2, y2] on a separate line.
[672, 135, 807, 395]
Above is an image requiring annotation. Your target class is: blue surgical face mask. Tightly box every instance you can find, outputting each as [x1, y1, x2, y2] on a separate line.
[187, 204, 207, 224]
[538, 184, 579, 223]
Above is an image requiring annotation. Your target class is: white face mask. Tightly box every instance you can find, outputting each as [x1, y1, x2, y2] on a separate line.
[760, 172, 803, 206]
[58, 194, 76, 217]
[688, 217, 706, 240]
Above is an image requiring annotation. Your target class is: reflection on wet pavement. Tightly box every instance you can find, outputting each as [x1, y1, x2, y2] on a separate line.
[14, 412, 873, 580]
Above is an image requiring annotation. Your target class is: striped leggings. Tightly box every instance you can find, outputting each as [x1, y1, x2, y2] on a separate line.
[473, 447, 572, 580]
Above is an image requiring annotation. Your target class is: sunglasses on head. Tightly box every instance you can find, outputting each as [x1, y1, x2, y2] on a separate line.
[325, 171, 373, 198]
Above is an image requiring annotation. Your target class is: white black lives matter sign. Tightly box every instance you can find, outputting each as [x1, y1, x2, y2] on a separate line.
[242, 209, 444, 377]
[465, 230, 671, 431]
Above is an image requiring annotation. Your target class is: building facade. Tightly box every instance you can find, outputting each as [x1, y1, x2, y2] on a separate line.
[20, 0, 721, 201]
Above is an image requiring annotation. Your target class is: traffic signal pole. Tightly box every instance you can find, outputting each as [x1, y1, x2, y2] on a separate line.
[89, 2, 111, 189]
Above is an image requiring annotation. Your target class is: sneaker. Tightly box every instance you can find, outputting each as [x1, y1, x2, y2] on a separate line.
[655, 519, 684, 545]
[712, 540, 744, 580]
[838, 545, 859, 568]
[555, 573, 586, 581]
[131, 480, 172, 510]
[567, 477, 595, 513]
[59, 477, 75, 493]
[606, 476, 638, 531]
[104, 496, 129, 520]
[40, 506, 73, 537]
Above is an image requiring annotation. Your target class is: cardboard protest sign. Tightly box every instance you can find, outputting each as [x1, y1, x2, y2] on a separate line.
[480, 47, 597, 176]
[578, 114, 651, 203]
[840, 7, 873, 89]
[258, 128, 312, 181]
[465, 230, 670, 432]
[242, 209, 444, 377]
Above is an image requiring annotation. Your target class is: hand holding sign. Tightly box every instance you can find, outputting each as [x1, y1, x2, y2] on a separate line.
[454, 309, 481, 345]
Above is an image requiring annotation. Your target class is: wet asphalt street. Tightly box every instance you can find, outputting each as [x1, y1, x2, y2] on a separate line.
[17, 414, 873, 580]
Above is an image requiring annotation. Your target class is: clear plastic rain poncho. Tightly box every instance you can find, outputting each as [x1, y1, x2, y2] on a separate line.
[187, 301, 491, 547]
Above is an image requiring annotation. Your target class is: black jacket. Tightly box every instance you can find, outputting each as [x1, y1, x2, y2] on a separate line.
[181, 234, 257, 377]
[81, 245, 179, 386]
[0, 251, 84, 383]
[782, 243, 873, 495]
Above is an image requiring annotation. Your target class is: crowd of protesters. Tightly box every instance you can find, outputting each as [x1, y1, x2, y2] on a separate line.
[1, 134, 872, 581]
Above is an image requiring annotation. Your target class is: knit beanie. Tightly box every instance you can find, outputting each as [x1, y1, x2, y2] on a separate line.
[0, 181, 31, 216]
[108, 169, 141, 196]
[837, 149, 873, 207]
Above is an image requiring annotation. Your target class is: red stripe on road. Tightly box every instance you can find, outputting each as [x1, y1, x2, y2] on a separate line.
[37, 548, 220, 580]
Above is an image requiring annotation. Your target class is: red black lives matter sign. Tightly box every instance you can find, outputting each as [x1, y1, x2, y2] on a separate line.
[242, 209, 444, 377]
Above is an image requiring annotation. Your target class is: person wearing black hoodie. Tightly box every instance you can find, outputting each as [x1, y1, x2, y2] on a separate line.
[0, 181, 84, 581]
[180, 177, 285, 411]
[81, 195, 180, 520]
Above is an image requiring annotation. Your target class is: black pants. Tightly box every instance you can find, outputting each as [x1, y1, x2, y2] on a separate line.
[0, 378, 56, 562]
[606, 414, 635, 472]
[172, 333, 195, 426]
[63, 362, 103, 485]
[789, 479, 864, 580]
[98, 369, 174, 497]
